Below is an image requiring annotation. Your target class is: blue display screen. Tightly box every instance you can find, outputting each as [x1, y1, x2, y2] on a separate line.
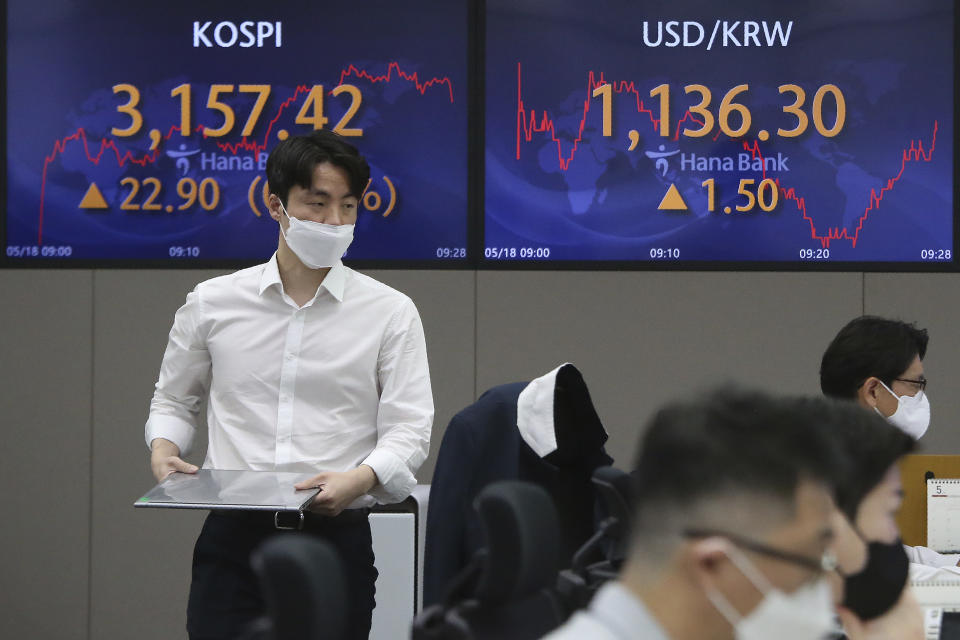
[4, 0, 469, 263]
[484, 0, 955, 265]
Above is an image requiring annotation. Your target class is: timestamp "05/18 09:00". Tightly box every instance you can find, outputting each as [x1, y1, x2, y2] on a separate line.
[7, 245, 73, 258]
[484, 247, 552, 259]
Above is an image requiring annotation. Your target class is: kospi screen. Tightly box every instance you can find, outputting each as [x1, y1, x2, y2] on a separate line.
[4, 0, 469, 264]
[484, 0, 956, 267]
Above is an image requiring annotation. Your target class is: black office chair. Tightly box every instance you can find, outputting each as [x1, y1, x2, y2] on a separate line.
[591, 464, 635, 565]
[556, 465, 635, 611]
[241, 535, 348, 640]
[412, 480, 566, 640]
[423, 365, 612, 609]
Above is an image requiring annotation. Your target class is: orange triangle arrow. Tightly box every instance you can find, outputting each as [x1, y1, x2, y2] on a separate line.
[658, 184, 688, 211]
[79, 182, 109, 210]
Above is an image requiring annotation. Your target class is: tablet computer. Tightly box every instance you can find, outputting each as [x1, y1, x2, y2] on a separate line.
[134, 469, 321, 512]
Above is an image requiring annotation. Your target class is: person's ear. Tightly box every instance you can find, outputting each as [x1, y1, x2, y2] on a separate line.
[858, 377, 884, 409]
[267, 193, 283, 223]
[685, 536, 731, 587]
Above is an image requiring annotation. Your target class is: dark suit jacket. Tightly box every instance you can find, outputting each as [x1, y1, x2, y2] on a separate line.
[423, 365, 612, 607]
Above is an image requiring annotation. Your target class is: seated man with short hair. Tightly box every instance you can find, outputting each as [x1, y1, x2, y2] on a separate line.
[820, 315, 957, 569]
[544, 389, 845, 640]
[820, 315, 929, 440]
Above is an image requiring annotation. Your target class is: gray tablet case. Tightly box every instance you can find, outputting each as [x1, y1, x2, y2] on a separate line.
[134, 469, 321, 511]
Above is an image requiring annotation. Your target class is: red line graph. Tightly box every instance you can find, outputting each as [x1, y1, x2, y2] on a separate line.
[741, 123, 937, 248]
[339, 62, 455, 103]
[516, 62, 707, 170]
[212, 84, 314, 157]
[37, 62, 454, 244]
[515, 62, 939, 249]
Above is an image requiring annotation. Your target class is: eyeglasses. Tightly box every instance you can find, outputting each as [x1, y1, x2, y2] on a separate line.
[894, 377, 927, 392]
[684, 528, 837, 573]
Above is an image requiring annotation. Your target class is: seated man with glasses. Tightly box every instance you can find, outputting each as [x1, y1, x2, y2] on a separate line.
[820, 316, 930, 441]
[820, 316, 956, 570]
[544, 389, 846, 640]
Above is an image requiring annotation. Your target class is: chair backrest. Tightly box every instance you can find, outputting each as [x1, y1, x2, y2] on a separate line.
[591, 465, 635, 563]
[251, 535, 348, 640]
[412, 480, 567, 640]
[472, 480, 562, 604]
[554, 466, 635, 614]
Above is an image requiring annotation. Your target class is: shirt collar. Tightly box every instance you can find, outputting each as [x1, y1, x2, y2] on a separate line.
[590, 582, 670, 640]
[320, 261, 346, 302]
[258, 253, 283, 296]
[258, 253, 346, 303]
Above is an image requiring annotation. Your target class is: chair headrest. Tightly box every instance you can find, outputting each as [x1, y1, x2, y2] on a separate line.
[252, 535, 347, 640]
[472, 481, 561, 605]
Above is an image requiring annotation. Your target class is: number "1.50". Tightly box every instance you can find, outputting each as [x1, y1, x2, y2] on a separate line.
[702, 178, 779, 213]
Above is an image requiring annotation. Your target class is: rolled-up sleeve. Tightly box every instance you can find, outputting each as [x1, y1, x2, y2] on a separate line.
[363, 297, 434, 504]
[144, 288, 212, 456]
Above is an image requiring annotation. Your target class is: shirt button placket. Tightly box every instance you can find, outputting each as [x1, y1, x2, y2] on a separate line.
[276, 309, 305, 466]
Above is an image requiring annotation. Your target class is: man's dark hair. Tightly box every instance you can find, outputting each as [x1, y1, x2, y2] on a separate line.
[820, 316, 928, 399]
[789, 397, 914, 521]
[265, 130, 371, 204]
[631, 388, 848, 548]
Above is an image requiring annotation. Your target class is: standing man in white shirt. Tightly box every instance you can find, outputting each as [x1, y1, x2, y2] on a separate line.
[145, 130, 434, 640]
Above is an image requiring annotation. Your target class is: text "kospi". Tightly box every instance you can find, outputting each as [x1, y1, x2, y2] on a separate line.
[193, 21, 282, 48]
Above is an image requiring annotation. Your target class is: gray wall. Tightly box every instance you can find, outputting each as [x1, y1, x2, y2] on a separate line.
[2, 268, 958, 639]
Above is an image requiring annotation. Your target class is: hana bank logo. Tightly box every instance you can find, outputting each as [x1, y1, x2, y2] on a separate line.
[645, 145, 680, 176]
[166, 145, 201, 175]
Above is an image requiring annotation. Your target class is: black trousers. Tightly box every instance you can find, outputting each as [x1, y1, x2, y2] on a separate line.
[186, 509, 378, 640]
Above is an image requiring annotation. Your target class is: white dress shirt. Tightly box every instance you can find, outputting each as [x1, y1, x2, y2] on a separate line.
[145, 255, 434, 507]
[541, 582, 670, 640]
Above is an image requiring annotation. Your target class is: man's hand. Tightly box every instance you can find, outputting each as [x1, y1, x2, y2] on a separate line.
[150, 438, 198, 483]
[295, 465, 378, 517]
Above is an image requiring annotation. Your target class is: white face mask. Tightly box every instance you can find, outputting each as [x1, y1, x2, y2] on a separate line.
[706, 547, 839, 640]
[875, 380, 930, 440]
[278, 200, 354, 269]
